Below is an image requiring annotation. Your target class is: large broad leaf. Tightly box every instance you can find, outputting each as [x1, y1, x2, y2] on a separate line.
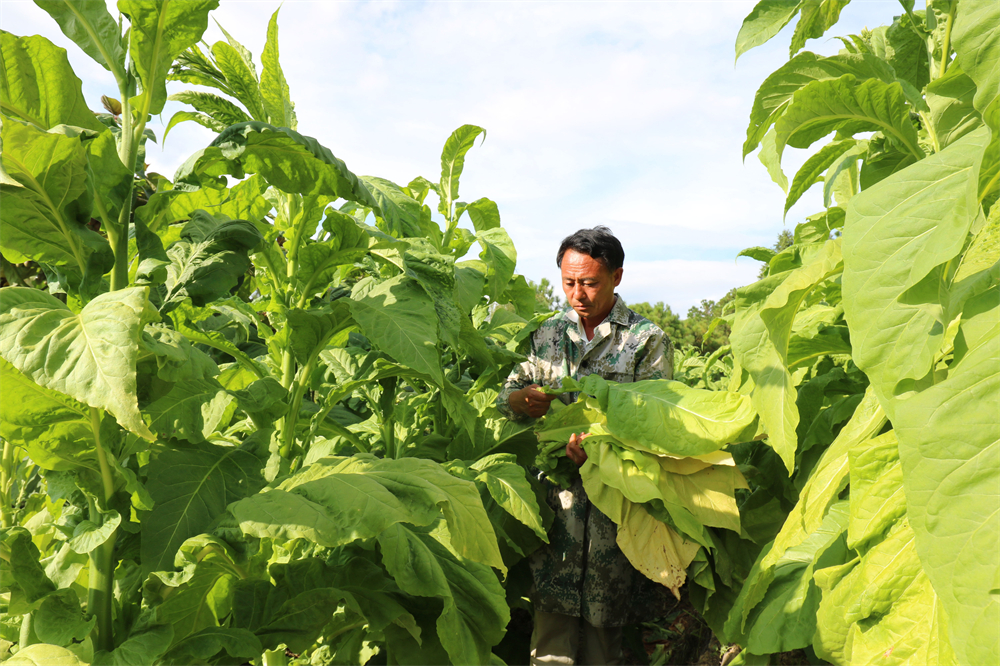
[734, 0, 801, 62]
[6, 644, 86, 666]
[360, 176, 423, 238]
[161, 210, 262, 312]
[142, 442, 264, 574]
[92, 625, 174, 666]
[775, 75, 922, 161]
[468, 454, 547, 541]
[118, 0, 218, 117]
[0, 33, 105, 131]
[260, 8, 296, 128]
[0, 122, 113, 284]
[33, 0, 126, 77]
[0, 357, 97, 472]
[951, 0, 999, 132]
[0, 287, 154, 439]
[842, 128, 988, 406]
[731, 239, 842, 472]
[349, 275, 443, 384]
[403, 247, 462, 348]
[230, 454, 505, 572]
[159, 627, 262, 666]
[137, 175, 269, 234]
[788, 0, 851, 57]
[438, 124, 485, 218]
[814, 519, 957, 665]
[893, 307, 999, 666]
[476, 228, 516, 302]
[925, 65, 984, 150]
[174, 122, 378, 209]
[378, 522, 508, 665]
[744, 52, 897, 156]
[463, 197, 501, 232]
[143, 378, 234, 443]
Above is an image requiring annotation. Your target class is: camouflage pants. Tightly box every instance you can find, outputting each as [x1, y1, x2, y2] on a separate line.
[529, 476, 674, 627]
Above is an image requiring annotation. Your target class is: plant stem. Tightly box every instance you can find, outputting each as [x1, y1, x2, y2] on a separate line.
[87, 408, 118, 652]
[938, 1, 956, 79]
[1, 438, 12, 528]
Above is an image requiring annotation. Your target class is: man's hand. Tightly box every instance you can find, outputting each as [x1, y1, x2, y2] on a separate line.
[566, 432, 589, 466]
[509, 384, 558, 418]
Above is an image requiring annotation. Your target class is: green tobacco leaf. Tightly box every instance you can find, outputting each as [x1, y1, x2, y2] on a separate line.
[144, 554, 239, 646]
[843, 128, 988, 405]
[231, 454, 505, 571]
[847, 431, 906, 550]
[737, 247, 776, 264]
[0, 33, 105, 131]
[34, 587, 95, 646]
[762, 388, 884, 569]
[142, 442, 264, 574]
[260, 8, 296, 128]
[744, 52, 897, 156]
[0, 121, 112, 283]
[175, 122, 378, 209]
[814, 519, 956, 666]
[33, 0, 126, 77]
[951, 0, 999, 132]
[162, 210, 262, 312]
[350, 275, 443, 384]
[119, 0, 219, 117]
[92, 624, 174, 666]
[403, 247, 462, 347]
[86, 129, 133, 220]
[361, 176, 423, 237]
[280, 302, 353, 365]
[822, 140, 866, 208]
[144, 377, 234, 442]
[455, 261, 487, 312]
[228, 377, 288, 422]
[789, 0, 851, 57]
[1, 527, 57, 604]
[159, 627, 262, 666]
[793, 207, 844, 243]
[439, 124, 485, 218]
[775, 75, 922, 161]
[210, 39, 266, 122]
[735, 0, 801, 62]
[925, 65, 984, 150]
[68, 502, 120, 553]
[464, 197, 501, 232]
[572, 375, 756, 458]
[894, 308, 999, 666]
[137, 174, 268, 234]
[758, 127, 789, 191]
[0, 357, 98, 472]
[476, 227, 517, 302]
[469, 454, 547, 541]
[163, 110, 225, 142]
[730, 240, 842, 472]
[0, 287, 154, 439]
[167, 91, 250, 127]
[6, 644, 86, 666]
[784, 139, 856, 215]
[378, 522, 509, 666]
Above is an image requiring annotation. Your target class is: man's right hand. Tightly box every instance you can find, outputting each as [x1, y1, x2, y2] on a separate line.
[509, 384, 558, 418]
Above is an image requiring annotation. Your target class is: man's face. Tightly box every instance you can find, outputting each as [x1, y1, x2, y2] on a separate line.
[560, 249, 623, 323]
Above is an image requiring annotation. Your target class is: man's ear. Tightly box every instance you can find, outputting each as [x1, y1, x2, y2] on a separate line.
[612, 267, 623, 287]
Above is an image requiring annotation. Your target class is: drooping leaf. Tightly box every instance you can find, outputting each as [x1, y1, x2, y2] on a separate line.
[0, 121, 113, 285]
[231, 454, 505, 571]
[775, 75, 922, 161]
[174, 122, 378, 209]
[925, 65, 984, 150]
[735, 0, 801, 62]
[0, 33, 105, 131]
[822, 140, 866, 208]
[260, 7, 296, 128]
[349, 275, 443, 384]
[757, 127, 789, 191]
[476, 227, 517, 302]
[784, 139, 856, 215]
[142, 441, 264, 574]
[403, 247, 462, 347]
[143, 553, 240, 646]
[951, 0, 999, 132]
[33, 0, 126, 77]
[1, 527, 57, 605]
[0, 287, 154, 439]
[167, 91, 250, 128]
[468, 454, 548, 541]
[378, 522, 508, 665]
[0, 357, 98, 472]
[789, 0, 851, 57]
[360, 175, 423, 237]
[463, 197, 501, 232]
[119, 0, 219, 116]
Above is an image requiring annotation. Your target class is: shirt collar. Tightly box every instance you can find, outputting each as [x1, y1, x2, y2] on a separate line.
[565, 294, 629, 337]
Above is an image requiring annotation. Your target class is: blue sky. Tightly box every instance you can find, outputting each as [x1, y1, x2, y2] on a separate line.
[2, 0, 901, 313]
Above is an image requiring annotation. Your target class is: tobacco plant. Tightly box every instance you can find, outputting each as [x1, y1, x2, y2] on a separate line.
[0, 3, 553, 664]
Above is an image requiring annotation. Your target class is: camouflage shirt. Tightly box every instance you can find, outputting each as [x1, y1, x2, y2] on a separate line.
[497, 295, 675, 627]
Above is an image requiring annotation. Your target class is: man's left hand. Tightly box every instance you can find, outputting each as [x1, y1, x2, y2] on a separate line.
[566, 432, 589, 466]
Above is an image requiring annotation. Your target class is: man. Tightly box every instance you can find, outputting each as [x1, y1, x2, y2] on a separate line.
[497, 226, 674, 665]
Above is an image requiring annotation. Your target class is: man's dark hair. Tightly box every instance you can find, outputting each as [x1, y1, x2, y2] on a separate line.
[556, 226, 624, 271]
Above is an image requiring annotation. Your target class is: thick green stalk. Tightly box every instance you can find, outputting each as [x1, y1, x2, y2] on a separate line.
[87, 408, 117, 653]
[938, 1, 957, 79]
[0, 439, 12, 528]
